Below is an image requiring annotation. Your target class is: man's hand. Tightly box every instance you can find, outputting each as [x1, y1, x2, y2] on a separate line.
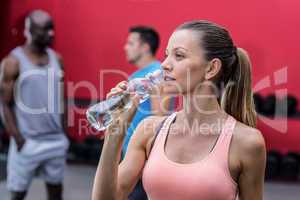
[15, 135, 25, 152]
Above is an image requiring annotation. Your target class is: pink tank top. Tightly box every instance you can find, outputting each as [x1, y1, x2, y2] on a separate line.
[142, 112, 238, 200]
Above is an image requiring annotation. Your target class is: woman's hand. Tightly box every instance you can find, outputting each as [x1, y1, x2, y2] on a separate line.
[105, 81, 140, 137]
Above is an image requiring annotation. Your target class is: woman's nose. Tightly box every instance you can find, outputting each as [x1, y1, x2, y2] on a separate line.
[161, 58, 173, 72]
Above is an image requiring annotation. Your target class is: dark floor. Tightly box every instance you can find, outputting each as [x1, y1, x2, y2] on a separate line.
[0, 164, 299, 200]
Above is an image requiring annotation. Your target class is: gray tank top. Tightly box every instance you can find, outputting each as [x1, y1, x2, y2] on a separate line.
[11, 47, 64, 138]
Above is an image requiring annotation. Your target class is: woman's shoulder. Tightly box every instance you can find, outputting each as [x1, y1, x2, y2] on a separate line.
[231, 120, 266, 164]
[135, 115, 168, 139]
[233, 121, 265, 149]
[133, 115, 169, 156]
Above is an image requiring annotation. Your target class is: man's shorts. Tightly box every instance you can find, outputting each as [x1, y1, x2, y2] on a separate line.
[7, 134, 69, 192]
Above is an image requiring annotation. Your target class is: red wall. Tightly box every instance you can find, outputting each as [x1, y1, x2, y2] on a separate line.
[2, 0, 300, 101]
[1, 0, 300, 144]
[258, 118, 300, 154]
[0, 0, 11, 58]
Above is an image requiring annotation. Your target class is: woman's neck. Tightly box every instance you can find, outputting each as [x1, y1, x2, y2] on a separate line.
[179, 86, 227, 128]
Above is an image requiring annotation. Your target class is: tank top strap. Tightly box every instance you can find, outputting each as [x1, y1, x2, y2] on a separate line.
[11, 46, 24, 60]
[159, 112, 177, 136]
[151, 112, 177, 154]
[213, 115, 236, 164]
[11, 47, 60, 69]
[10, 47, 30, 72]
[46, 48, 60, 68]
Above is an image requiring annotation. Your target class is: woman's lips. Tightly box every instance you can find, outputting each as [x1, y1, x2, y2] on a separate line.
[164, 75, 176, 81]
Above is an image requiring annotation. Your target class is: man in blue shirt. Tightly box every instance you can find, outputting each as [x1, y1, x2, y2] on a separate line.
[123, 26, 173, 200]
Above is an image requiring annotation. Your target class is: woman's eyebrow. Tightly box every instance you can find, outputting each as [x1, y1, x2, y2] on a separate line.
[165, 46, 189, 54]
[174, 46, 188, 52]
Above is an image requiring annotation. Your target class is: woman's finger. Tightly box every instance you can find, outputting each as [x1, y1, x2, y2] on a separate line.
[105, 94, 140, 135]
[117, 81, 128, 90]
[106, 87, 123, 99]
[124, 94, 140, 124]
[106, 81, 128, 99]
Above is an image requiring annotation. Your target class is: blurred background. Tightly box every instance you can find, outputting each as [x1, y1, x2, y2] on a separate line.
[0, 0, 299, 199]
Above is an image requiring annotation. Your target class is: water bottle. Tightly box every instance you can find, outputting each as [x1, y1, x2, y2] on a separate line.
[86, 70, 163, 131]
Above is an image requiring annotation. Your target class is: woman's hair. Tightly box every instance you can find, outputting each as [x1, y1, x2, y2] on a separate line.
[177, 20, 257, 128]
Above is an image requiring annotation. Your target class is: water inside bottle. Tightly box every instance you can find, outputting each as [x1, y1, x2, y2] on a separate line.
[86, 93, 132, 131]
[86, 70, 163, 131]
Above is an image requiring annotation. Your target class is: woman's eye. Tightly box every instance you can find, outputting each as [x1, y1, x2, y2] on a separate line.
[175, 54, 184, 59]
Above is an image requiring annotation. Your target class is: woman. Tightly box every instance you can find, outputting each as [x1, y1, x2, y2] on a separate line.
[92, 20, 266, 200]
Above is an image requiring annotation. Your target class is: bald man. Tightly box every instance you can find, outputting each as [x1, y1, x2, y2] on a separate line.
[0, 10, 69, 200]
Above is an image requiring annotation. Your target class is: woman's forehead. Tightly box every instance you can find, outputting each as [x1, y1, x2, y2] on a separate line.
[167, 29, 202, 53]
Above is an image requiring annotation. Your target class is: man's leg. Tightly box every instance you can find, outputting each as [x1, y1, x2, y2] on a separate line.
[42, 156, 66, 200]
[46, 182, 63, 200]
[7, 139, 35, 200]
[10, 191, 27, 200]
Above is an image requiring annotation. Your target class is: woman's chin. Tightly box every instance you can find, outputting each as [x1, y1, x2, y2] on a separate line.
[162, 88, 181, 96]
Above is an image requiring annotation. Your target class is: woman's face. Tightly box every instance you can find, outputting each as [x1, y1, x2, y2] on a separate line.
[161, 29, 210, 95]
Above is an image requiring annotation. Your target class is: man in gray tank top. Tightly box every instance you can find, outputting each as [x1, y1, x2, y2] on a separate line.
[0, 10, 69, 200]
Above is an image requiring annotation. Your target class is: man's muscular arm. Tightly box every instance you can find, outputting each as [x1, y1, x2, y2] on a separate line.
[0, 55, 25, 151]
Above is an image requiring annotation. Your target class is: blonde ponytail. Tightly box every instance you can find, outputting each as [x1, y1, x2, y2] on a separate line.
[177, 21, 257, 127]
[221, 48, 257, 127]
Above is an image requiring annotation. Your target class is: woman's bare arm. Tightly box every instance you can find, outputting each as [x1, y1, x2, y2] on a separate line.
[238, 129, 266, 200]
[91, 100, 164, 200]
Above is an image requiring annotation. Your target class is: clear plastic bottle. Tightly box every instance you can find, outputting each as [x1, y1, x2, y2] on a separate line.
[86, 70, 163, 131]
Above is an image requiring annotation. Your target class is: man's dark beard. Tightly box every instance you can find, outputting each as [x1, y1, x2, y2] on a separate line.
[129, 54, 142, 65]
[33, 34, 53, 49]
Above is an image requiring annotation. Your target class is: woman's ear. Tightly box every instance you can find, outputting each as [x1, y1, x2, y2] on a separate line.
[205, 58, 222, 80]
